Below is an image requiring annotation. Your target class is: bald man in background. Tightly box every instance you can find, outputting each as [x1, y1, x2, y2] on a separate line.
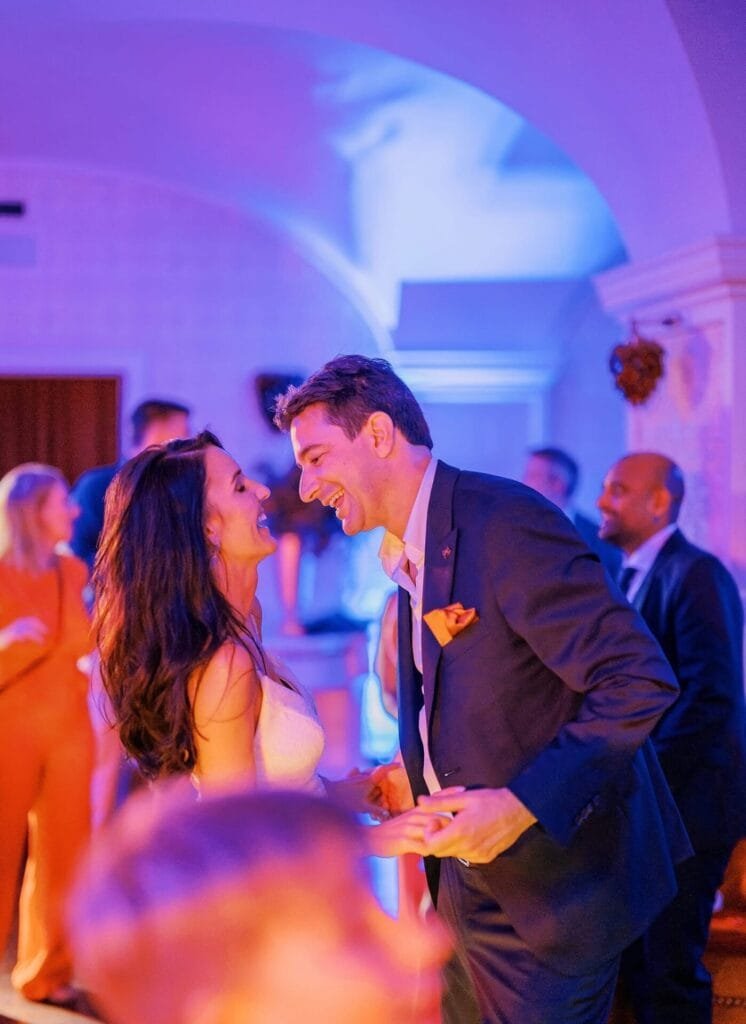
[598, 452, 746, 1024]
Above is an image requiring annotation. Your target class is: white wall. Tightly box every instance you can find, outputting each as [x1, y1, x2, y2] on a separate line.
[0, 163, 378, 477]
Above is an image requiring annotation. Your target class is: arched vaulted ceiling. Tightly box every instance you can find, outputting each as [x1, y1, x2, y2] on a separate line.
[0, 15, 626, 332]
[5, 0, 743, 255]
[1, 0, 743, 352]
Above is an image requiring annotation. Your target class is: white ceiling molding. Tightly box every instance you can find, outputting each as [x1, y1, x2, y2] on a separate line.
[595, 235, 746, 316]
[391, 349, 559, 404]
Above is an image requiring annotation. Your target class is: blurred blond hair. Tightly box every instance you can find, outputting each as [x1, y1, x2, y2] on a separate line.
[0, 462, 67, 571]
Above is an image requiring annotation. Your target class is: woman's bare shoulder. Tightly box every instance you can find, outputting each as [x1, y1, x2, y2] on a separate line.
[191, 642, 262, 722]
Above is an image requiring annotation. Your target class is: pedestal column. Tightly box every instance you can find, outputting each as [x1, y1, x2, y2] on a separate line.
[595, 237, 746, 580]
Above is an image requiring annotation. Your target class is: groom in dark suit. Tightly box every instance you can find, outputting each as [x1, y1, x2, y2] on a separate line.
[598, 452, 746, 1024]
[276, 356, 691, 1024]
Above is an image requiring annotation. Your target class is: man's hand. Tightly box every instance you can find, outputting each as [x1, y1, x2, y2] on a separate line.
[417, 787, 537, 863]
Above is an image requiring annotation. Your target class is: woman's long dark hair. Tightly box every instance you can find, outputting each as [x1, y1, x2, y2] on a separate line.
[93, 430, 256, 779]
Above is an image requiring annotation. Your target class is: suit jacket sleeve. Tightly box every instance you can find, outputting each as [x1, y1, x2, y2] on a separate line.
[491, 494, 680, 845]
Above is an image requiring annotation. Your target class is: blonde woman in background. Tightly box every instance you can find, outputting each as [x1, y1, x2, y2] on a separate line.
[0, 464, 93, 1006]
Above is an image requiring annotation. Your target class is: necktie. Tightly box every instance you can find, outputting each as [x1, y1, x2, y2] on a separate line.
[618, 566, 637, 596]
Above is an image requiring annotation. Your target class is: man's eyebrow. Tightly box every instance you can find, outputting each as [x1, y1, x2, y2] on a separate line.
[296, 443, 323, 464]
[231, 468, 242, 484]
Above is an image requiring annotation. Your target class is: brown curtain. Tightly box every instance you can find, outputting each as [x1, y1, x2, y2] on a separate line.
[0, 376, 120, 485]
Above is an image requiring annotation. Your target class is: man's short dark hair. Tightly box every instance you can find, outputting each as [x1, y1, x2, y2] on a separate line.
[131, 399, 190, 446]
[530, 447, 579, 499]
[273, 354, 433, 449]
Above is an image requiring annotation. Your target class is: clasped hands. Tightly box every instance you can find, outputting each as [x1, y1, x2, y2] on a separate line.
[344, 763, 537, 861]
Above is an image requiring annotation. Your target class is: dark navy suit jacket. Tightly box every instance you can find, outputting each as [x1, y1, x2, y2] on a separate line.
[572, 510, 622, 578]
[630, 529, 746, 851]
[397, 462, 691, 975]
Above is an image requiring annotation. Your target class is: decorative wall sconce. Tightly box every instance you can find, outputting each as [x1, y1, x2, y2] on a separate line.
[609, 316, 680, 405]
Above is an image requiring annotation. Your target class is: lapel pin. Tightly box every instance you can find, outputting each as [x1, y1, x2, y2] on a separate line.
[441, 545, 452, 560]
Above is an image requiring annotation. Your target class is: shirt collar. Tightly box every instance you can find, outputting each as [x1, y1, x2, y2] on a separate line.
[378, 457, 437, 581]
[622, 523, 677, 573]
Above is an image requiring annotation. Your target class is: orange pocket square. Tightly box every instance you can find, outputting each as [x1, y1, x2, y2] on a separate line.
[423, 602, 479, 647]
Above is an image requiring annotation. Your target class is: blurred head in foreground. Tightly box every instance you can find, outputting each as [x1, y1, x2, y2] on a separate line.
[67, 785, 449, 1024]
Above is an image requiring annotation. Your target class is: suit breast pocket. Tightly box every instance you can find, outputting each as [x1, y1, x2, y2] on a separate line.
[440, 624, 491, 665]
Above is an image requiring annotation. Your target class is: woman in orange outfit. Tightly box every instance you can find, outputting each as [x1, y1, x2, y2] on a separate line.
[0, 463, 94, 1004]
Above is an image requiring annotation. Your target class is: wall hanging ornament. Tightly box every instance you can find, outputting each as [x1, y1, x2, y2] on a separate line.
[609, 318, 676, 405]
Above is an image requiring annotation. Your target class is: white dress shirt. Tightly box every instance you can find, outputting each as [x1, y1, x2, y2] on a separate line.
[621, 523, 678, 602]
[378, 457, 440, 793]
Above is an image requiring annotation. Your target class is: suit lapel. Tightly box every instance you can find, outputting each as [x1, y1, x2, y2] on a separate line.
[422, 462, 460, 716]
[635, 530, 682, 614]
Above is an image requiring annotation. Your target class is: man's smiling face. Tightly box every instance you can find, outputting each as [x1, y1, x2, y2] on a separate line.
[290, 402, 384, 536]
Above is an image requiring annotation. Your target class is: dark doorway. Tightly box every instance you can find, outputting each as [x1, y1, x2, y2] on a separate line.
[0, 376, 120, 484]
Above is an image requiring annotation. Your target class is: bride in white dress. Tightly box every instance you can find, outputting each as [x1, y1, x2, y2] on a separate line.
[94, 430, 433, 856]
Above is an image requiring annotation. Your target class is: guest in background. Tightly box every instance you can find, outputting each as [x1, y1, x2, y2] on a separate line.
[523, 445, 621, 576]
[0, 464, 94, 1005]
[598, 452, 746, 1024]
[68, 785, 450, 1024]
[70, 397, 191, 570]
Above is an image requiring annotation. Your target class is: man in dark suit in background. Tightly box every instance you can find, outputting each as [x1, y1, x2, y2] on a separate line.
[277, 355, 691, 1024]
[523, 446, 621, 576]
[598, 452, 746, 1024]
[70, 398, 191, 570]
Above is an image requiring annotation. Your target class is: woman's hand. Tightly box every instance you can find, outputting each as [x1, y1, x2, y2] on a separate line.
[368, 763, 415, 816]
[0, 616, 48, 651]
[366, 806, 449, 858]
[325, 763, 415, 820]
[324, 769, 386, 818]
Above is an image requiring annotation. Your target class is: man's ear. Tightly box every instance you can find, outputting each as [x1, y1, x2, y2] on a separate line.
[364, 411, 396, 458]
[650, 486, 672, 522]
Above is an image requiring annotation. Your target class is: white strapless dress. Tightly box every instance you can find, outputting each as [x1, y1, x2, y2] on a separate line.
[253, 672, 326, 796]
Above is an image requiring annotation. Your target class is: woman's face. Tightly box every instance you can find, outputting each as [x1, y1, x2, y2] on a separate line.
[203, 446, 277, 565]
[39, 480, 79, 546]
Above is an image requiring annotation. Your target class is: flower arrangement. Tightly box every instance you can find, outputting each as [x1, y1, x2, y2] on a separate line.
[609, 325, 666, 405]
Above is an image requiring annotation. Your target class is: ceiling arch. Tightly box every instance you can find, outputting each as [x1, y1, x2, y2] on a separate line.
[0, 16, 626, 334]
[13, 0, 740, 260]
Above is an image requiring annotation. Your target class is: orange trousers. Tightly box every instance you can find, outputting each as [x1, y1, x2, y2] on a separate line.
[0, 668, 94, 999]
